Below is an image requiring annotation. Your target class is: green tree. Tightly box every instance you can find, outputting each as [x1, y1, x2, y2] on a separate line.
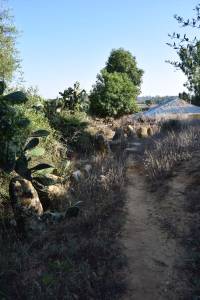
[0, 3, 20, 82]
[90, 48, 143, 117]
[167, 4, 200, 105]
[106, 48, 143, 86]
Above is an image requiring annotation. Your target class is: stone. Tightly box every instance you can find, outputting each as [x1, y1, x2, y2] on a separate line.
[72, 170, 83, 182]
[83, 164, 92, 175]
[112, 128, 125, 141]
[9, 177, 43, 233]
[127, 125, 137, 138]
[94, 133, 110, 153]
[125, 147, 138, 153]
[128, 142, 141, 147]
[9, 177, 43, 216]
[147, 127, 153, 136]
[136, 126, 148, 138]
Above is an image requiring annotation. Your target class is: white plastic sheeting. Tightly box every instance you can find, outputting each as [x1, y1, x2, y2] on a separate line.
[142, 98, 200, 120]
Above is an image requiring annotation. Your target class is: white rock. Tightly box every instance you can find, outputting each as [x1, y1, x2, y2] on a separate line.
[72, 170, 83, 182]
[84, 164, 92, 175]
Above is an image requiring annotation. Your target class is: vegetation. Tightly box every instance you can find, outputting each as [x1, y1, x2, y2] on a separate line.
[1, 1, 200, 299]
[144, 120, 200, 181]
[138, 95, 177, 104]
[167, 3, 200, 105]
[90, 48, 143, 117]
[0, 81, 29, 172]
[59, 81, 89, 112]
[0, 155, 126, 299]
[0, 4, 20, 81]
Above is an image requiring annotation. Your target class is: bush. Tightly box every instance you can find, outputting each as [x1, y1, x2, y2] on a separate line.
[48, 110, 95, 154]
[160, 119, 183, 132]
[90, 48, 143, 117]
[90, 70, 139, 117]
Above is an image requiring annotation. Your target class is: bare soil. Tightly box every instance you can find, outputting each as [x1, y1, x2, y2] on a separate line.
[121, 151, 200, 299]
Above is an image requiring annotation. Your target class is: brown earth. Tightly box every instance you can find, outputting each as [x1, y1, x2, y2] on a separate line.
[121, 151, 200, 299]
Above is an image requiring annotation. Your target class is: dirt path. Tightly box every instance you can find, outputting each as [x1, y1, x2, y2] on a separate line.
[121, 154, 184, 300]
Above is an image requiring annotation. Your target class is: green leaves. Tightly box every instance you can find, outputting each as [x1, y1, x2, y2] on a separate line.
[16, 118, 30, 128]
[28, 147, 45, 157]
[0, 81, 6, 95]
[31, 129, 50, 137]
[90, 48, 142, 117]
[3, 91, 28, 104]
[30, 163, 53, 173]
[24, 138, 39, 151]
[0, 142, 18, 173]
[15, 154, 31, 180]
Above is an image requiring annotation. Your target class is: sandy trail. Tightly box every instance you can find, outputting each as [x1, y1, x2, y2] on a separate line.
[122, 155, 183, 300]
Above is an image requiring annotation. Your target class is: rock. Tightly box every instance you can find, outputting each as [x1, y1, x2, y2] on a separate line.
[42, 211, 65, 223]
[109, 139, 127, 153]
[83, 164, 92, 175]
[94, 133, 110, 153]
[128, 142, 141, 147]
[48, 184, 67, 199]
[9, 177, 43, 216]
[147, 127, 153, 136]
[125, 147, 138, 154]
[9, 177, 43, 233]
[127, 125, 137, 138]
[136, 126, 148, 138]
[112, 128, 125, 141]
[72, 170, 83, 182]
[47, 183, 69, 211]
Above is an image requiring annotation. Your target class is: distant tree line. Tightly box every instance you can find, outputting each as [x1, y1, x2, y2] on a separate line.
[137, 96, 177, 105]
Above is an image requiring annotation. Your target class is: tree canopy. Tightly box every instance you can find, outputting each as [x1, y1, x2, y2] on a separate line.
[167, 3, 200, 104]
[0, 4, 20, 82]
[90, 48, 143, 117]
[105, 48, 144, 86]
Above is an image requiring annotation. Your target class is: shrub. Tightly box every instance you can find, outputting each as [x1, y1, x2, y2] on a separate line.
[59, 81, 89, 112]
[90, 48, 143, 117]
[48, 110, 95, 154]
[160, 119, 183, 132]
[90, 70, 139, 117]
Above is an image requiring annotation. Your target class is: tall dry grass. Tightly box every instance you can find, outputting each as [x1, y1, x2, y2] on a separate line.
[144, 120, 200, 181]
[0, 154, 126, 300]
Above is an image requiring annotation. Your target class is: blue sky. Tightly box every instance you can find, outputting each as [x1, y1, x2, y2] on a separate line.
[9, 0, 199, 98]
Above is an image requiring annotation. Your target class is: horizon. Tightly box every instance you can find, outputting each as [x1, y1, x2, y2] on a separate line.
[9, 0, 198, 98]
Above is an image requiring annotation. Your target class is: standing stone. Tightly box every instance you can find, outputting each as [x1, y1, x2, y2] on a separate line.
[9, 177, 43, 233]
[94, 133, 109, 153]
[136, 126, 148, 138]
[112, 128, 125, 141]
[127, 125, 137, 138]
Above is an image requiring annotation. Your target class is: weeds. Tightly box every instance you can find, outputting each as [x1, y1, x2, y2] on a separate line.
[144, 120, 200, 181]
[0, 155, 126, 300]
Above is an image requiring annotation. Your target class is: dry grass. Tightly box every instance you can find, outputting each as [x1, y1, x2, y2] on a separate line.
[0, 154, 126, 300]
[144, 120, 200, 182]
